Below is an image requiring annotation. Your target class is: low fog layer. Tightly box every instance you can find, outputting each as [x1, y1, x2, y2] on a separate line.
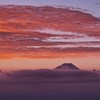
[0, 69, 100, 83]
[0, 69, 100, 100]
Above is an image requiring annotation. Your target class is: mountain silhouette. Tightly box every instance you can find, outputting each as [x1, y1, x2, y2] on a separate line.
[55, 63, 80, 70]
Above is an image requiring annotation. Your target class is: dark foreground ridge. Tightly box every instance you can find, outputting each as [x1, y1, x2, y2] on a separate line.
[55, 63, 80, 70]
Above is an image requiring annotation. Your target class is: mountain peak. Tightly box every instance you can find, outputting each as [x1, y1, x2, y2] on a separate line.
[55, 63, 80, 70]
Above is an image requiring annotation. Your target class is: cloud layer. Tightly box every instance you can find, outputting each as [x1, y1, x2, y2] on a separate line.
[0, 5, 100, 59]
[0, 70, 100, 100]
[1, 69, 100, 82]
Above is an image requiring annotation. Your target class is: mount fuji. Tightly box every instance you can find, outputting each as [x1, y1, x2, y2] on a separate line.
[55, 63, 80, 70]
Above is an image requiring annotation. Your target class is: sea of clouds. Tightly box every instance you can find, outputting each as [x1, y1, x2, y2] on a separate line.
[0, 69, 100, 100]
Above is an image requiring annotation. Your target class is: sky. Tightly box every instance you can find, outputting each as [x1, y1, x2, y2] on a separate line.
[0, 0, 100, 71]
[0, 0, 100, 17]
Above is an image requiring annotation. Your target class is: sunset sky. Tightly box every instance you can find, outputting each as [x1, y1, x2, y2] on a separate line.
[0, 0, 100, 71]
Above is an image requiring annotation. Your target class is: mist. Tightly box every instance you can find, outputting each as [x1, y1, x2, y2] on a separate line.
[0, 69, 100, 100]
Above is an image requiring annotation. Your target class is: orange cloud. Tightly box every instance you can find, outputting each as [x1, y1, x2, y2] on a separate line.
[0, 5, 100, 59]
